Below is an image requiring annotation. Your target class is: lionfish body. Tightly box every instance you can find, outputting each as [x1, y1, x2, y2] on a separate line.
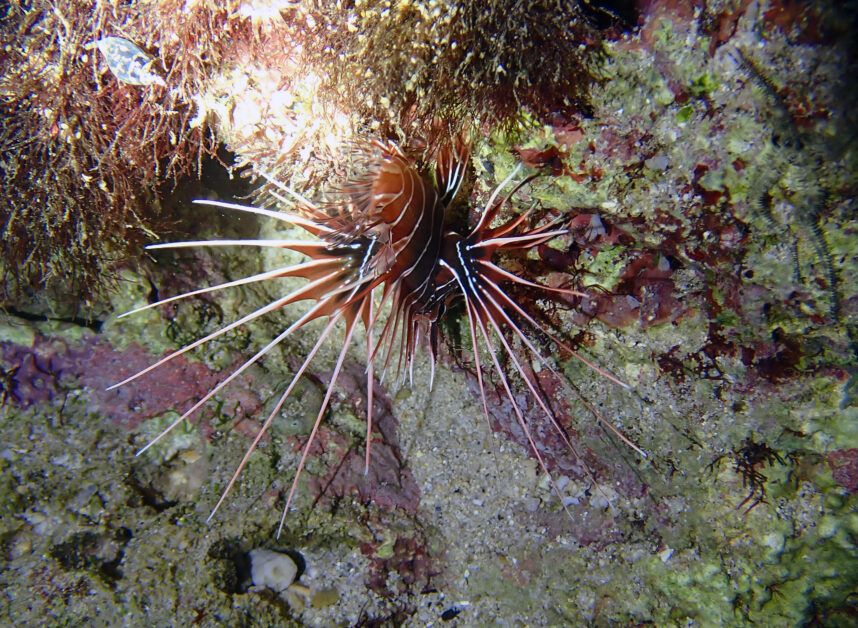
[111, 138, 639, 534]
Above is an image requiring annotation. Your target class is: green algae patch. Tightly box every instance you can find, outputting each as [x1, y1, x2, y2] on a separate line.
[655, 558, 734, 625]
[581, 245, 627, 290]
[136, 411, 202, 464]
[676, 104, 694, 123]
[689, 72, 719, 96]
[0, 320, 36, 347]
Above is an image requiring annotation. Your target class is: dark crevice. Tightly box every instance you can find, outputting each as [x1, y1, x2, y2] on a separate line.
[2, 306, 104, 332]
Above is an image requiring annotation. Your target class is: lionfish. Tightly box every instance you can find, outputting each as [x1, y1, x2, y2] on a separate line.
[109, 138, 643, 534]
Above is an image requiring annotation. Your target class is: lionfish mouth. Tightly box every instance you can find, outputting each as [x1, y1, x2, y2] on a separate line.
[109, 138, 644, 535]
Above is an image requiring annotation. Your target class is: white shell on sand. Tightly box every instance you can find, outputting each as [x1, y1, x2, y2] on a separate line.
[248, 549, 298, 593]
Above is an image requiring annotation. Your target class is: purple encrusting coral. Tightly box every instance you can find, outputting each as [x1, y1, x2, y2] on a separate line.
[828, 449, 858, 493]
[1, 334, 261, 430]
[301, 361, 422, 514]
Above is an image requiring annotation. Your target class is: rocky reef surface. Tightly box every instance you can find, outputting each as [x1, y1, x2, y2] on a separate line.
[2, 1, 856, 625]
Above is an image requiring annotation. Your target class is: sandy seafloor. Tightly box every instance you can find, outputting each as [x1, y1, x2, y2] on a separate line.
[2, 1, 858, 626]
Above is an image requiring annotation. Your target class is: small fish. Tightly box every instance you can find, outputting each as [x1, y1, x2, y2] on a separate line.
[88, 36, 166, 87]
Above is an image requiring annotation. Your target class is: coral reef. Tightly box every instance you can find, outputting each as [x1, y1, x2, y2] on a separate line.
[1, 0, 857, 626]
